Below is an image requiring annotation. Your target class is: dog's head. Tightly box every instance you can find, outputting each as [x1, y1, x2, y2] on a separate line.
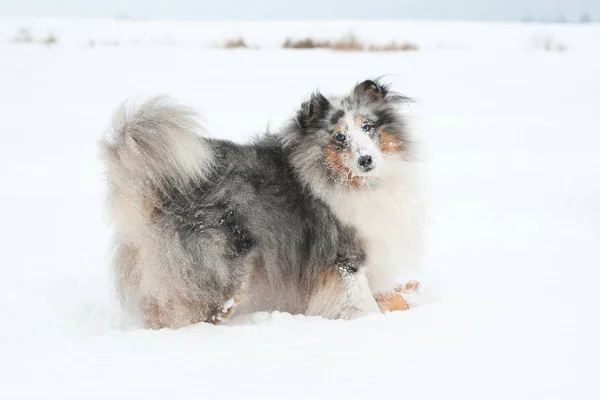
[285, 79, 410, 190]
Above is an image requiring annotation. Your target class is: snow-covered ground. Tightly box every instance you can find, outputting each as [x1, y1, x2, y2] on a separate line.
[0, 19, 599, 399]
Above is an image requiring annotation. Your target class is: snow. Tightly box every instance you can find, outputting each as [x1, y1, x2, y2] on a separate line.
[222, 298, 235, 313]
[1, 18, 599, 399]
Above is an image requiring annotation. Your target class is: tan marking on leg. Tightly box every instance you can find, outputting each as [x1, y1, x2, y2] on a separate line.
[139, 278, 251, 329]
[116, 243, 141, 288]
[140, 296, 205, 329]
[207, 254, 259, 325]
[209, 284, 249, 325]
[396, 280, 421, 294]
[305, 268, 345, 316]
[375, 291, 410, 312]
[135, 253, 257, 329]
[141, 297, 165, 329]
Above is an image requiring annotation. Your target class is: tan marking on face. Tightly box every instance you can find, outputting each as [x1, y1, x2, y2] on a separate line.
[334, 124, 345, 134]
[378, 131, 403, 153]
[324, 143, 364, 188]
[355, 115, 367, 125]
[374, 291, 410, 312]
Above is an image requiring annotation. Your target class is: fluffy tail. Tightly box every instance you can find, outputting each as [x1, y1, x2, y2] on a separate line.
[100, 96, 213, 236]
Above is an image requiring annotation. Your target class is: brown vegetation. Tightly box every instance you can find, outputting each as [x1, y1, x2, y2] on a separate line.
[223, 37, 253, 49]
[10, 28, 59, 46]
[368, 41, 418, 52]
[329, 33, 364, 51]
[11, 28, 33, 44]
[283, 33, 363, 51]
[282, 37, 330, 49]
[41, 32, 58, 46]
[283, 33, 418, 52]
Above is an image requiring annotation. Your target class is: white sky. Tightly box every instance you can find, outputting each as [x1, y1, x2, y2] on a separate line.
[0, 0, 597, 21]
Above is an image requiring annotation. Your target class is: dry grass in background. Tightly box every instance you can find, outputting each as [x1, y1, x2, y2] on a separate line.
[282, 33, 363, 50]
[11, 28, 58, 45]
[282, 33, 418, 52]
[368, 41, 418, 52]
[532, 35, 568, 52]
[329, 33, 364, 51]
[282, 37, 330, 49]
[10, 27, 33, 44]
[12, 27, 568, 53]
[88, 39, 120, 47]
[41, 32, 58, 45]
[223, 37, 256, 49]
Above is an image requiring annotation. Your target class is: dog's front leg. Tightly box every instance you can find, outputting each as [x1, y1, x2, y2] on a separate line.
[374, 290, 409, 312]
[306, 257, 380, 319]
[374, 280, 421, 313]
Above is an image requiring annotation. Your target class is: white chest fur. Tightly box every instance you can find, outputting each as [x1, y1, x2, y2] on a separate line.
[326, 158, 424, 294]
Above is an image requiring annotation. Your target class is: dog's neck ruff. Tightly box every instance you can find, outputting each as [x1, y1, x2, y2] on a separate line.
[306, 156, 423, 294]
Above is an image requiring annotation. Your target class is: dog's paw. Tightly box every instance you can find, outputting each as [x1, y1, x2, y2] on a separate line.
[375, 292, 410, 312]
[395, 280, 421, 294]
[209, 297, 237, 324]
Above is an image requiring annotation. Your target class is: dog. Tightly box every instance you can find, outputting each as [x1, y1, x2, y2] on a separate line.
[100, 79, 423, 329]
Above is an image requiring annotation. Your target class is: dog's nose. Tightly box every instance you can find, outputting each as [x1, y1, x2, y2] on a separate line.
[357, 155, 373, 171]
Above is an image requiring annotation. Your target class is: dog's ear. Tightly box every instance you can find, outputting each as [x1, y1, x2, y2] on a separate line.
[355, 79, 388, 102]
[297, 92, 331, 132]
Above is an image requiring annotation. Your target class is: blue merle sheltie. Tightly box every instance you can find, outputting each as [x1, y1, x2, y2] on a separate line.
[100, 79, 423, 329]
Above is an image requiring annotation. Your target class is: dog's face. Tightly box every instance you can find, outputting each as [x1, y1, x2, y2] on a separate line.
[293, 80, 408, 188]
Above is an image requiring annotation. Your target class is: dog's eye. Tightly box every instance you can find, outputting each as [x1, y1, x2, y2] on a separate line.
[335, 133, 346, 142]
[362, 124, 371, 133]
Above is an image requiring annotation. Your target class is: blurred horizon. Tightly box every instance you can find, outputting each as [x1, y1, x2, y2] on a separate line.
[0, 0, 597, 23]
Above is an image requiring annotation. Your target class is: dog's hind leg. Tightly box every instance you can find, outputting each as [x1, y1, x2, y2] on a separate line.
[136, 272, 253, 329]
[139, 296, 207, 329]
[135, 281, 250, 329]
[136, 253, 256, 329]
[205, 265, 254, 325]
